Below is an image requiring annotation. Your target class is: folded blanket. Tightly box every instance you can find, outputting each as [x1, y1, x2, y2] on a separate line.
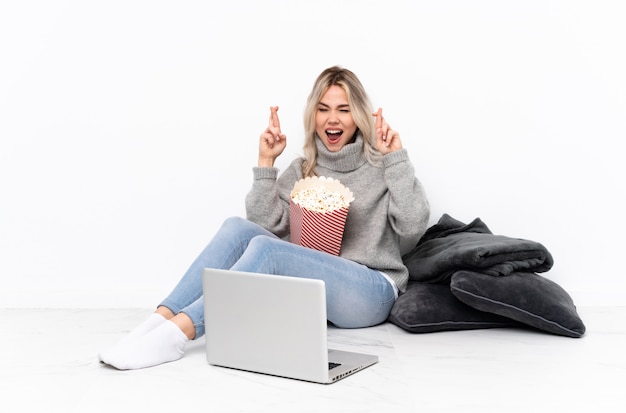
[402, 214, 554, 283]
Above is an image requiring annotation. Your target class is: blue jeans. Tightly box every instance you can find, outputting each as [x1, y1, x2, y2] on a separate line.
[159, 217, 396, 338]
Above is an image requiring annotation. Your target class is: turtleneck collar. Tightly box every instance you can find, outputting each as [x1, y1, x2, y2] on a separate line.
[315, 134, 367, 172]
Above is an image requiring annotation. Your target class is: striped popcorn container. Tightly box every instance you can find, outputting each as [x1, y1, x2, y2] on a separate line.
[289, 176, 354, 256]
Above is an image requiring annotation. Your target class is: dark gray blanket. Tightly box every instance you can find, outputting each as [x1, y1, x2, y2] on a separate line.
[402, 214, 554, 283]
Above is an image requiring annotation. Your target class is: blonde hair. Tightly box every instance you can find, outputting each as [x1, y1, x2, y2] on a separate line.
[302, 66, 380, 177]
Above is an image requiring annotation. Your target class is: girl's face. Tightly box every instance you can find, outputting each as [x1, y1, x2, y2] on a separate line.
[315, 85, 358, 152]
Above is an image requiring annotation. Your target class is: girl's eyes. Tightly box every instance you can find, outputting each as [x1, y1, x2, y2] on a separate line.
[317, 108, 350, 113]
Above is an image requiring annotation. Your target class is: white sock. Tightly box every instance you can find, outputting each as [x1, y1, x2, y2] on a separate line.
[125, 312, 167, 339]
[99, 320, 189, 370]
[98, 313, 166, 363]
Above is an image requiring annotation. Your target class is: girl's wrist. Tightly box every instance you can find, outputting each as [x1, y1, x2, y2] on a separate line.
[257, 157, 275, 168]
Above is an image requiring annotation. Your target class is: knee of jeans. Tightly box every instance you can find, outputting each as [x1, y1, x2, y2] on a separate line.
[221, 216, 248, 232]
[246, 234, 279, 253]
[231, 235, 281, 273]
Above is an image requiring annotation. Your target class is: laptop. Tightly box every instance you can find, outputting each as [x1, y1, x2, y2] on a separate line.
[202, 268, 378, 384]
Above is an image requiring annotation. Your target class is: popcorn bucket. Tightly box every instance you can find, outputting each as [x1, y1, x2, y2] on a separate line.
[289, 176, 354, 256]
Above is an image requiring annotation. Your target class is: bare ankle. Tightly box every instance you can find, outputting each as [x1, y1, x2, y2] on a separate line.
[155, 306, 175, 320]
[171, 313, 196, 340]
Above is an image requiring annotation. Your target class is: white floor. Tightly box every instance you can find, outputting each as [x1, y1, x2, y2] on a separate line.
[1, 307, 624, 413]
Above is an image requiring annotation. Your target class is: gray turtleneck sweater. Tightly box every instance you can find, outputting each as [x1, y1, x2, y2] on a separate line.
[245, 136, 430, 293]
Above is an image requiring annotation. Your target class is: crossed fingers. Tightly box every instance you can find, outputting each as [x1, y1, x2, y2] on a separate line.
[372, 107, 402, 153]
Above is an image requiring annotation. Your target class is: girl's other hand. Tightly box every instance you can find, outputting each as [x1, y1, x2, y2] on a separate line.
[258, 106, 287, 167]
[372, 107, 403, 155]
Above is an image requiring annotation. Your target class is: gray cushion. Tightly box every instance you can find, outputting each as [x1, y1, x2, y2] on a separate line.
[388, 281, 516, 333]
[403, 214, 554, 284]
[450, 271, 586, 338]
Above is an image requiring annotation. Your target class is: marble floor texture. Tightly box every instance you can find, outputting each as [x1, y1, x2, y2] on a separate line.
[1, 306, 624, 413]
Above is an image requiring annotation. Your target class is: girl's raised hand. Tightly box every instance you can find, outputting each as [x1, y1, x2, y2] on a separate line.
[372, 107, 403, 155]
[258, 106, 287, 167]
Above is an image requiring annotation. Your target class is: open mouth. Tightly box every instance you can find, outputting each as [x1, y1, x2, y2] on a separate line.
[326, 129, 343, 144]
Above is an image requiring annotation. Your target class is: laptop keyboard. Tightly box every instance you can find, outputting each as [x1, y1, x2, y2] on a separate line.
[329, 362, 342, 370]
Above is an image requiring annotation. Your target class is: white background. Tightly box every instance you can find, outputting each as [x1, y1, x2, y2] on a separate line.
[1, 0, 624, 308]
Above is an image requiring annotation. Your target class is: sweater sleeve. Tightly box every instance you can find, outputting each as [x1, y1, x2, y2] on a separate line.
[382, 149, 430, 254]
[245, 163, 299, 238]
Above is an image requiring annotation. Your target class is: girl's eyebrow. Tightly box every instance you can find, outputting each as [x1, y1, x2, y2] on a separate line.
[318, 102, 350, 109]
